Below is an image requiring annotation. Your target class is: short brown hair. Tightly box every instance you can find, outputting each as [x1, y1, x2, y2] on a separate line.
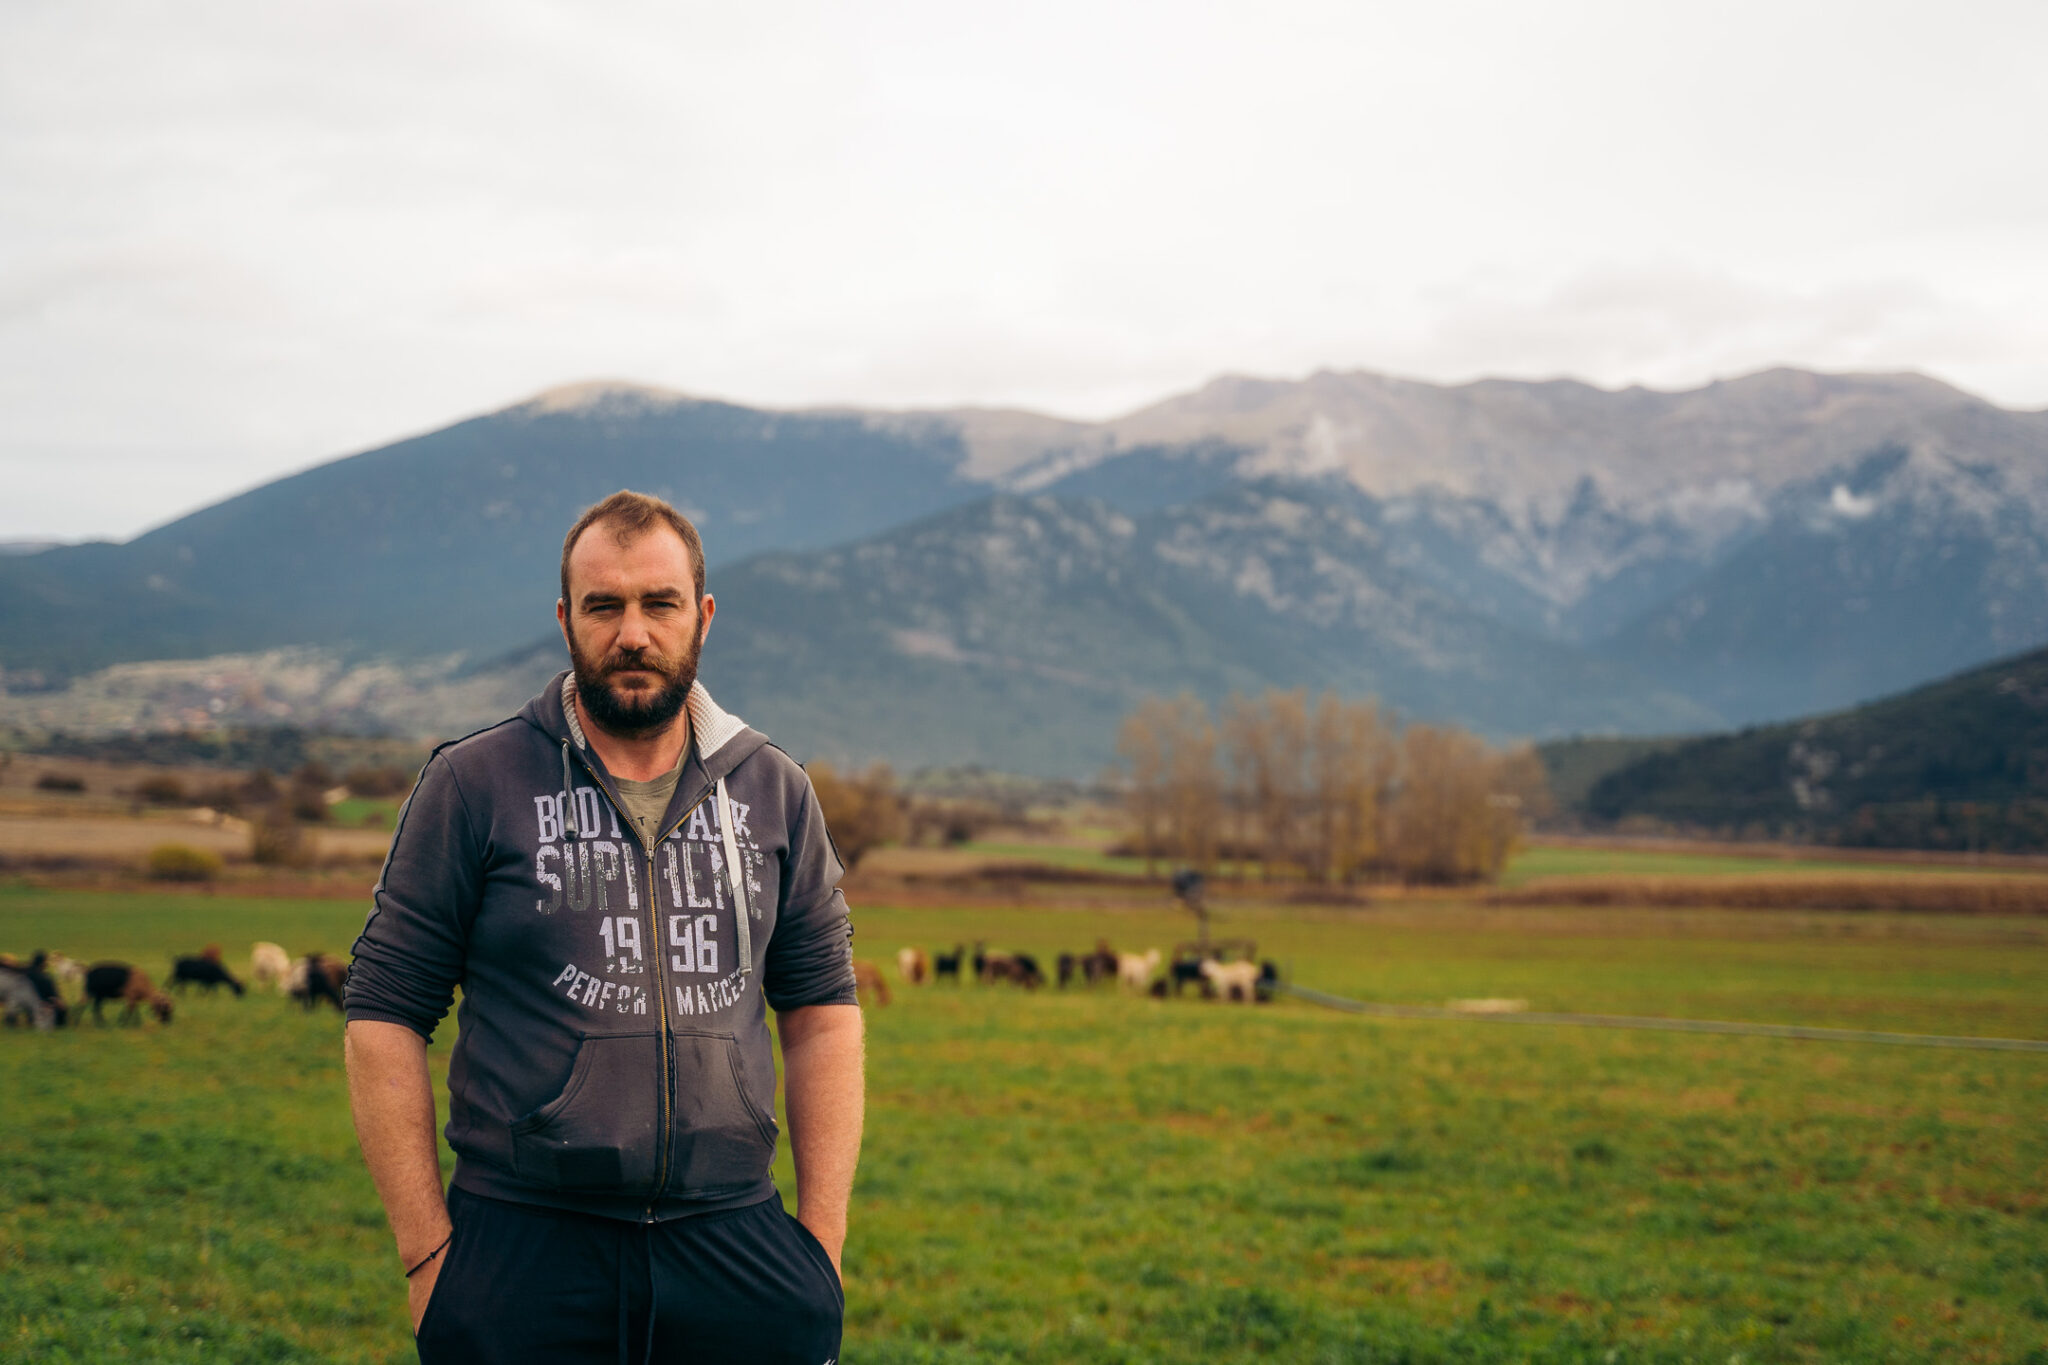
[559, 490, 706, 607]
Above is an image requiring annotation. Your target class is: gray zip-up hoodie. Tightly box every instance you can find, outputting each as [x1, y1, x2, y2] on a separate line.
[345, 672, 857, 1221]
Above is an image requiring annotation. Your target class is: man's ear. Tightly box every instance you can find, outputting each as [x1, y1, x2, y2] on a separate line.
[557, 598, 571, 652]
[698, 593, 716, 643]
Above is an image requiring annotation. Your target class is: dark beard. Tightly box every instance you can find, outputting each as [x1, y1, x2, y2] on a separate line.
[567, 625, 700, 741]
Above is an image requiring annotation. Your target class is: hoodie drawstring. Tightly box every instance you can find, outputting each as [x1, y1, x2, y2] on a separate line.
[561, 740, 580, 841]
[716, 776, 753, 976]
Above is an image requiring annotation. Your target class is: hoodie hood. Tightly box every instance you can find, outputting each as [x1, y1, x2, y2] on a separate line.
[519, 670, 769, 787]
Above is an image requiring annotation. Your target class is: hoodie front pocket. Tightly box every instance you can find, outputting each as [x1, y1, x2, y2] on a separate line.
[666, 1028, 778, 1196]
[509, 1031, 662, 1193]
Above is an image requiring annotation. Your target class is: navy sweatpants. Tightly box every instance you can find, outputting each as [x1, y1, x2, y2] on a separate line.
[415, 1187, 843, 1364]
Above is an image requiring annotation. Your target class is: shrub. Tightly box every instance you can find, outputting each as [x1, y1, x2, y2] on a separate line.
[289, 787, 331, 822]
[249, 811, 309, 867]
[134, 774, 187, 805]
[147, 843, 223, 882]
[193, 780, 247, 813]
[343, 764, 415, 798]
[287, 761, 334, 822]
[907, 798, 1002, 847]
[35, 771, 85, 793]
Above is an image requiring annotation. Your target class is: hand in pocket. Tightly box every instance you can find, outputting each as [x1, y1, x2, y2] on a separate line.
[410, 1251, 445, 1335]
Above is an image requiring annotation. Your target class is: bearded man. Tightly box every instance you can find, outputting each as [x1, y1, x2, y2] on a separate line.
[345, 490, 862, 1364]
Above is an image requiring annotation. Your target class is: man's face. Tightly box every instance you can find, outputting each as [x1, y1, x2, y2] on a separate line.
[556, 524, 715, 740]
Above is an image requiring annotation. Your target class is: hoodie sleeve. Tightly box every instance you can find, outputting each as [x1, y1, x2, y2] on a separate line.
[762, 770, 858, 1012]
[345, 753, 481, 1040]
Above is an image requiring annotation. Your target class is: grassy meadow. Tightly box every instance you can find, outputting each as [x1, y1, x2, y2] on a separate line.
[3, 882, 2047, 1363]
[1496, 844, 2025, 885]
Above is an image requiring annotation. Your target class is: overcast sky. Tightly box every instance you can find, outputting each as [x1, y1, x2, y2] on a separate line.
[4, 0, 2045, 542]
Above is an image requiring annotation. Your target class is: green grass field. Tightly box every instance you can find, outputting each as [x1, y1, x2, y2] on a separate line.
[3, 884, 2046, 1363]
[324, 799, 399, 830]
[952, 837, 2027, 888]
[1497, 844, 2029, 886]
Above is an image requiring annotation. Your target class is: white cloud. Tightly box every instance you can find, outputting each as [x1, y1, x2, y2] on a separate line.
[1830, 485, 1878, 519]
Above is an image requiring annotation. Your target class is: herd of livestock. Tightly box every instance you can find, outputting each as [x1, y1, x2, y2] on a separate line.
[0, 943, 351, 1030]
[6, 936, 1282, 1027]
[860, 940, 1281, 1005]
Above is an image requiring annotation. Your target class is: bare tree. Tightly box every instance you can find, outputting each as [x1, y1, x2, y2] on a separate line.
[1160, 693, 1221, 875]
[1115, 697, 1174, 877]
[1222, 690, 1309, 881]
[1384, 725, 1537, 884]
[1309, 694, 1396, 883]
[806, 762, 907, 869]
[1118, 690, 1545, 888]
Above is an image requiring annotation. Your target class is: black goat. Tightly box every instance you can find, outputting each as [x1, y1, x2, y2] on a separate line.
[84, 963, 174, 1025]
[290, 954, 349, 1013]
[171, 956, 246, 996]
[1079, 941, 1118, 987]
[1169, 958, 1211, 997]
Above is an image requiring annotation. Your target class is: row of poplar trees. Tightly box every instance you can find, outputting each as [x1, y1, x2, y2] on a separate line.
[1116, 690, 1552, 885]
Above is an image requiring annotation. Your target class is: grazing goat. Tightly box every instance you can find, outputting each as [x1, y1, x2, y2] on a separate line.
[84, 963, 174, 1025]
[287, 954, 348, 1013]
[3, 951, 68, 1022]
[45, 953, 86, 993]
[1, 966, 59, 1030]
[852, 959, 892, 1007]
[1168, 958, 1209, 997]
[171, 955, 246, 996]
[1117, 949, 1162, 993]
[250, 942, 290, 993]
[981, 952, 1044, 989]
[1080, 940, 1118, 987]
[1200, 958, 1262, 1003]
[896, 947, 929, 986]
[932, 944, 964, 983]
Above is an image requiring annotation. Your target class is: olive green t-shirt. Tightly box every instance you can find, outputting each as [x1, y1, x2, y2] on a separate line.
[611, 742, 689, 846]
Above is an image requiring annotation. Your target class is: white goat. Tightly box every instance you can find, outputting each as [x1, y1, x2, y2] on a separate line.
[1117, 949, 1161, 992]
[251, 941, 291, 993]
[45, 952, 86, 992]
[1200, 958, 1261, 1003]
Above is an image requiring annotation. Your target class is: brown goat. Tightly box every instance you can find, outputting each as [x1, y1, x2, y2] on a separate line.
[83, 962, 174, 1025]
[852, 959, 891, 1008]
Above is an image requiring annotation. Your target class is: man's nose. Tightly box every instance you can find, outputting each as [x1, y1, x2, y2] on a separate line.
[617, 606, 653, 649]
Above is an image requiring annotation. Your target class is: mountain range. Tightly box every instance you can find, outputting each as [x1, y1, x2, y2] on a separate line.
[2, 367, 2043, 775]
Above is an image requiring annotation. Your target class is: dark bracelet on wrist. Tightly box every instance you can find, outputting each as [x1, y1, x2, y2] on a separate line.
[404, 1232, 452, 1279]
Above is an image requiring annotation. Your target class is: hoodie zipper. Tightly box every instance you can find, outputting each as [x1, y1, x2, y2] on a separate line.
[641, 793, 711, 1217]
[568, 750, 715, 1222]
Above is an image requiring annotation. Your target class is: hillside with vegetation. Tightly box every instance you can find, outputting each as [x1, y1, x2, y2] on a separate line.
[1582, 643, 2048, 850]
